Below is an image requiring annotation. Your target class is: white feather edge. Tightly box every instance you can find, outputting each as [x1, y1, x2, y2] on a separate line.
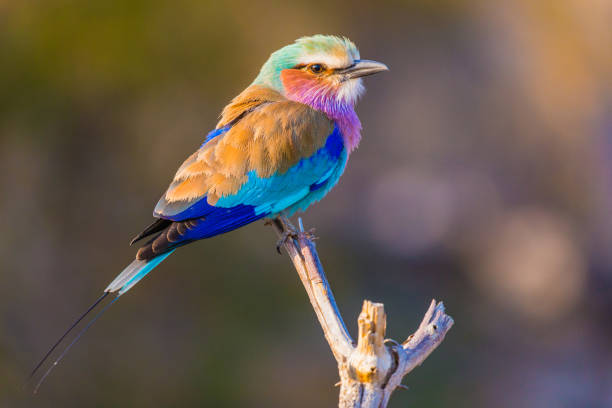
[105, 251, 174, 295]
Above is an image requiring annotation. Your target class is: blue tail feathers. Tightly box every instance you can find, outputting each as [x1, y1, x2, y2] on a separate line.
[105, 251, 175, 295]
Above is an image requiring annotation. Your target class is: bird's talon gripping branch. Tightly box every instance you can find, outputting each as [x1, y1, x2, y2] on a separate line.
[273, 215, 300, 254]
[276, 230, 298, 254]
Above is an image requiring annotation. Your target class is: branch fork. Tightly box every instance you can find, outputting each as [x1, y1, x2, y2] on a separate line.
[274, 216, 453, 407]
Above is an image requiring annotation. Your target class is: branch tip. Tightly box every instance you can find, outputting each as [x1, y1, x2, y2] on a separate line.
[272, 218, 453, 407]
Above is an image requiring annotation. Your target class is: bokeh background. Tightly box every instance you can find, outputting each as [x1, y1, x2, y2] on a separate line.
[2, 0, 611, 407]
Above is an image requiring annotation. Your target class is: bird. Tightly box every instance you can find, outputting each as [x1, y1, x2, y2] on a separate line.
[29, 34, 388, 391]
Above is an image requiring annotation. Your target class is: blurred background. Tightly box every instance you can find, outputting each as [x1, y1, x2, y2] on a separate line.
[1, 0, 611, 407]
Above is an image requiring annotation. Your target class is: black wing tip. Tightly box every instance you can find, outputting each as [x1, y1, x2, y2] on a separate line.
[130, 218, 172, 246]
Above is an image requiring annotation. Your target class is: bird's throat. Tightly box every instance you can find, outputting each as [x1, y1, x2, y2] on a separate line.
[280, 69, 362, 152]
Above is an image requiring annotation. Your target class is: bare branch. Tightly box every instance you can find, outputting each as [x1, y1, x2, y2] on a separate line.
[273, 216, 454, 407]
[273, 217, 353, 361]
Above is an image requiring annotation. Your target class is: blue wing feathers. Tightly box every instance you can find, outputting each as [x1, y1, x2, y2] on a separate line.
[154, 125, 345, 244]
[181, 204, 267, 239]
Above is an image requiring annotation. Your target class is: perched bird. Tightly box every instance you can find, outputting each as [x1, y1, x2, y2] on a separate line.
[29, 34, 387, 390]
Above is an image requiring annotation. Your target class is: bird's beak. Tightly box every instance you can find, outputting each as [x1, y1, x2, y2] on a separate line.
[338, 59, 389, 80]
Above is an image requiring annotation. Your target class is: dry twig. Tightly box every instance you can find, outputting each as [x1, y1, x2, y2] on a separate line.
[273, 216, 453, 408]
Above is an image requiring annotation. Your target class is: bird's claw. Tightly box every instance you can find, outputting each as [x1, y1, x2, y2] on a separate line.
[276, 230, 298, 254]
[268, 216, 313, 253]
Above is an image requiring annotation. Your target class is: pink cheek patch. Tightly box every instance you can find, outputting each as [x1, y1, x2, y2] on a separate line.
[280, 70, 333, 100]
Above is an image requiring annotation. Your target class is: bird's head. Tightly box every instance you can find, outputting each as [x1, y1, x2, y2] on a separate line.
[253, 35, 388, 114]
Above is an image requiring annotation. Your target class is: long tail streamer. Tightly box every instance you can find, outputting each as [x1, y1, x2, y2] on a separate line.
[32, 295, 120, 394]
[28, 292, 110, 383]
[29, 251, 173, 393]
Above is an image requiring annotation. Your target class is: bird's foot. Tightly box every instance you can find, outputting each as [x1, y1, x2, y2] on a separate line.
[276, 230, 298, 254]
[268, 216, 314, 253]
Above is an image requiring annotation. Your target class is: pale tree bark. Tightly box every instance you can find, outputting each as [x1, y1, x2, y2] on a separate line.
[273, 217, 454, 408]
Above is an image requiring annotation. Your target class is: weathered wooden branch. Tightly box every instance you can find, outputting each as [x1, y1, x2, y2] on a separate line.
[273, 216, 453, 408]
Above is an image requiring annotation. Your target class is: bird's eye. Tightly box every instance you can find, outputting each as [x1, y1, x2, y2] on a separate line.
[309, 64, 325, 74]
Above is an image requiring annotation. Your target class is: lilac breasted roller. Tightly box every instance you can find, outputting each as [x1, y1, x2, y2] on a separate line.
[29, 35, 388, 390]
